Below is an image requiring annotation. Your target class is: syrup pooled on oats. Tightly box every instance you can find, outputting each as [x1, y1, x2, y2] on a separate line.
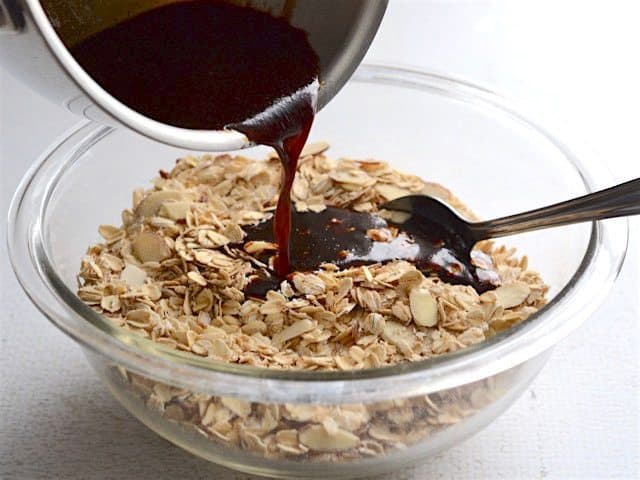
[243, 207, 499, 298]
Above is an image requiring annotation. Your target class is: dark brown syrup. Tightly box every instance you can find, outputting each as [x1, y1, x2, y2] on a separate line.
[242, 207, 499, 297]
[67, 0, 496, 297]
[68, 0, 319, 131]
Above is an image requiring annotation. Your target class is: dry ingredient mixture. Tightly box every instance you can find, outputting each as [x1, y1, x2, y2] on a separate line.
[78, 144, 548, 460]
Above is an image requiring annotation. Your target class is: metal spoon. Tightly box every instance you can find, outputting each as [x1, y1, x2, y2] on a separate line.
[381, 178, 640, 256]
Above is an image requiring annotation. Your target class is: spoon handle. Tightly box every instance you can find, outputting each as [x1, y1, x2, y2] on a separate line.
[471, 178, 640, 240]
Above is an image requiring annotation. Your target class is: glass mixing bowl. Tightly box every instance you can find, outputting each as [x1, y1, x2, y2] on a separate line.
[8, 65, 627, 478]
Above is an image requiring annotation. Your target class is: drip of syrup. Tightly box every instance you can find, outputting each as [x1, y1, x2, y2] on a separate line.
[228, 84, 317, 277]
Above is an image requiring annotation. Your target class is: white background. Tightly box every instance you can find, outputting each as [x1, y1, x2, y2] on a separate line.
[1, 2, 639, 479]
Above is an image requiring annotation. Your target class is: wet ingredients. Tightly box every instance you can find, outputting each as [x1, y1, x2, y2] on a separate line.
[242, 207, 499, 298]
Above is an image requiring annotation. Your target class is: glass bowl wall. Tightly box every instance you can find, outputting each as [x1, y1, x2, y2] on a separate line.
[8, 65, 627, 478]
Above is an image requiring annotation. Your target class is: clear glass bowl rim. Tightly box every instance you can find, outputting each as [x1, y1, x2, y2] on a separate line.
[8, 64, 628, 404]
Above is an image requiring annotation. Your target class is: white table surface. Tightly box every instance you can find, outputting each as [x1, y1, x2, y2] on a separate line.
[1, 2, 638, 479]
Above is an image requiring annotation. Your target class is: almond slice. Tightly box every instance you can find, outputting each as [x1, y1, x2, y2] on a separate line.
[136, 190, 184, 218]
[220, 397, 251, 418]
[375, 183, 409, 201]
[292, 273, 326, 295]
[244, 240, 278, 254]
[272, 319, 315, 347]
[159, 200, 191, 220]
[275, 429, 299, 447]
[98, 224, 124, 243]
[209, 338, 234, 360]
[409, 287, 438, 327]
[329, 169, 374, 186]
[299, 424, 359, 451]
[132, 231, 171, 263]
[120, 263, 147, 288]
[493, 282, 531, 308]
[300, 141, 330, 157]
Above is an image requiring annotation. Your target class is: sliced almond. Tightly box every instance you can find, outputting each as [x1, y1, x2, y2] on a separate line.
[275, 429, 299, 447]
[299, 424, 359, 451]
[493, 282, 531, 308]
[409, 287, 438, 327]
[292, 273, 326, 296]
[98, 224, 124, 243]
[284, 404, 323, 422]
[222, 223, 245, 243]
[193, 288, 214, 312]
[220, 397, 252, 418]
[272, 319, 315, 347]
[132, 231, 171, 263]
[368, 424, 406, 443]
[209, 338, 234, 360]
[204, 230, 230, 248]
[159, 201, 191, 220]
[329, 169, 374, 186]
[120, 263, 147, 288]
[136, 190, 184, 218]
[366, 228, 392, 242]
[379, 209, 411, 224]
[101, 253, 125, 272]
[300, 141, 330, 157]
[244, 240, 278, 255]
[376, 183, 409, 201]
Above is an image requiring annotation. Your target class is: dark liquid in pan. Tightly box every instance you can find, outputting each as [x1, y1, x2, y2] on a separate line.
[68, 0, 495, 296]
[69, 0, 319, 278]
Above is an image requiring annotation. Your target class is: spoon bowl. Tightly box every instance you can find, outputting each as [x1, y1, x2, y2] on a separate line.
[383, 177, 640, 262]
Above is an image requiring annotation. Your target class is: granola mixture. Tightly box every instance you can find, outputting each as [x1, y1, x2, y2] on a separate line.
[110, 366, 510, 461]
[78, 143, 548, 459]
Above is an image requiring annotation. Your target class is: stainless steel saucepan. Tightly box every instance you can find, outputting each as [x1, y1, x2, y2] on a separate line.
[0, 0, 387, 150]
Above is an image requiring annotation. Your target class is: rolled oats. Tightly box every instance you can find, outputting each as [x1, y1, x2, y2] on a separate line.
[78, 144, 548, 462]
